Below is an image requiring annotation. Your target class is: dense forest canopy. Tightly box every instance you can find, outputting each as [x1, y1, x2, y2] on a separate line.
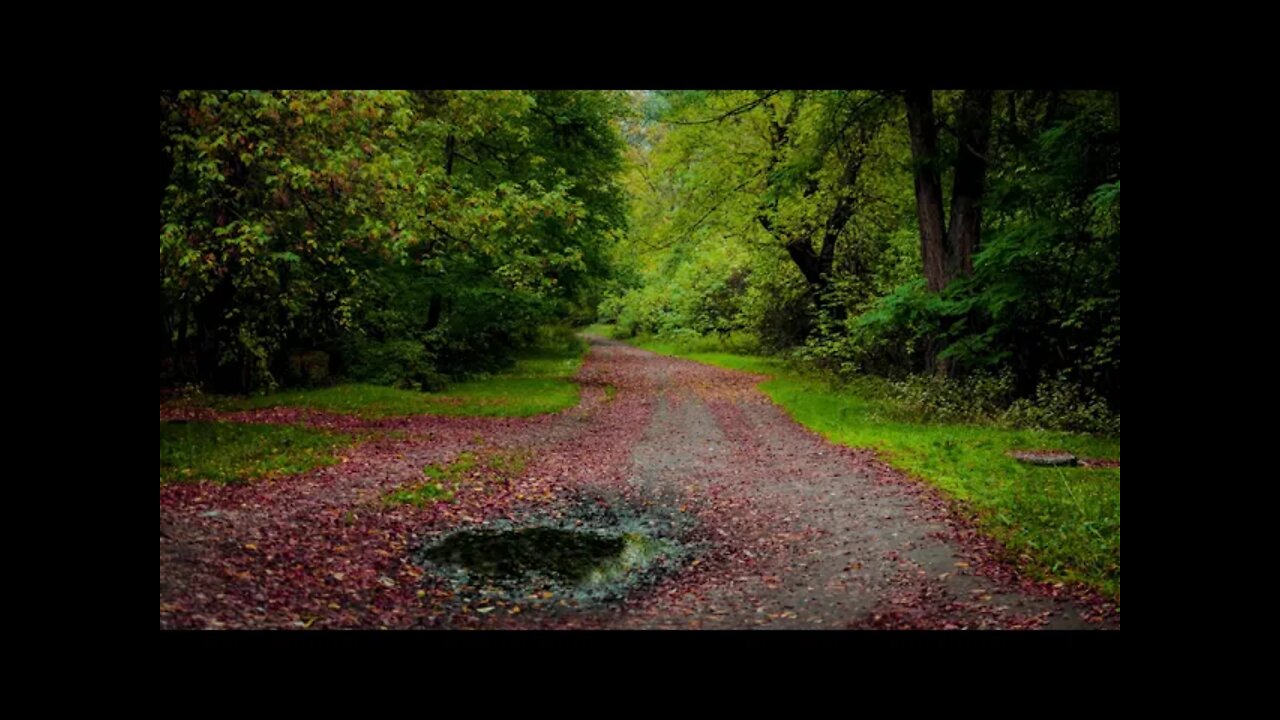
[602, 89, 1120, 426]
[160, 90, 627, 393]
[160, 88, 1119, 429]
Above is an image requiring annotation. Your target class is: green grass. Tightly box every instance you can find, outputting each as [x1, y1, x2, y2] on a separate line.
[198, 342, 586, 419]
[581, 323, 616, 338]
[383, 452, 478, 507]
[582, 324, 759, 355]
[383, 449, 531, 507]
[160, 421, 353, 485]
[622, 329, 1121, 602]
[417, 348, 584, 417]
[486, 449, 531, 478]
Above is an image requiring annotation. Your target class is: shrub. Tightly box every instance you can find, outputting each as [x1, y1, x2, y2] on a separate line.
[1003, 371, 1120, 435]
[286, 350, 331, 386]
[345, 339, 448, 391]
[886, 369, 1016, 424]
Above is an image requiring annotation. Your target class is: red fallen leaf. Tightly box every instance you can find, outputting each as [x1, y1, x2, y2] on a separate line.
[160, 339, 1117, 631]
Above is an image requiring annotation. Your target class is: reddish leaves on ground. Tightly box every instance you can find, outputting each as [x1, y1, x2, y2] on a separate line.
[160, 339, 1118, 630]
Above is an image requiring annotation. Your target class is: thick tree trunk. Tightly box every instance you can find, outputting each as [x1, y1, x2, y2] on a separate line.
[444, 134, 456, 176]
[784, 238, 830, 291]
[945, 89, 993, 280]
[425, 293, 443, 332]
[904, 90, 948, 293]
[907, 89, 993, 290]
[906, 89, 994, 376]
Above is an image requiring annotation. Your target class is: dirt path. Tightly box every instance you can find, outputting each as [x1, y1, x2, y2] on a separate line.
[160, 335, 1118, 629]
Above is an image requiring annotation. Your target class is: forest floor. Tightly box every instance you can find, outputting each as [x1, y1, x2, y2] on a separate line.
[160, 334, 1118, 629]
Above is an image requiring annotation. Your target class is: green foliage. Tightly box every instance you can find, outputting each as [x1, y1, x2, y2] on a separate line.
[383, 481, 454, 507]
[161, 90, 628, 393]
[887, 370, 1016, 424]
[344, 339, 447, 391]
[853, 92, 1121, 405]
[623, 330, 763, 358]
[800, 278, 931, 376]
[743, 266, 815, 352]
[1004, 372, 1121, 435]
[285, 350, 331, 386]
[199, 327, 586, 418]
[608, 89, 1120, 419]
[159, 421, 352, 484]
[581, 323, 616, 338]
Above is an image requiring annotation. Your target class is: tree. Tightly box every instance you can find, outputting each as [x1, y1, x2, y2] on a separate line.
[160, 90, 629, 392]
[903, 89, 993, 293]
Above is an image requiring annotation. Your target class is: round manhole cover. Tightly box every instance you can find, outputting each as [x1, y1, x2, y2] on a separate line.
[1010, 450, 1078, 466]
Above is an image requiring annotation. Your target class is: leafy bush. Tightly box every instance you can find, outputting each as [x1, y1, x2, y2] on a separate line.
[1003, 372, 1120, 435]
[746, 276, 813, 353]
[879, 368, 1118, 435]
[885, 369, 1015, 424]
[799, 279, 932, 377]
[533, 323, 588, 356]
[286, 351, 331, 386]
[345, 338, 448, 391]
[161, 90, 628, 394]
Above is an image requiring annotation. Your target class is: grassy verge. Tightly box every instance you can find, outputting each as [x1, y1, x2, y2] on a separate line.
[190, 339, 587, 419]
[617, 328, 1121, 602]
[160, 421, 354, 485]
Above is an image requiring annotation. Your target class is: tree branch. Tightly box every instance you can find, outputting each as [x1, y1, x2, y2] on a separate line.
[664, 91, 780, 126]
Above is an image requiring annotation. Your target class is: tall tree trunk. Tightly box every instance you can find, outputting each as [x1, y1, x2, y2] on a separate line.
[945, 89, 993, 280]
[444, 133, 456, 176]
[425, 293, 443, 332]
[904, 90, 948, 293]
[905, 89, 994, 375]
[905, 89, 993, 292]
